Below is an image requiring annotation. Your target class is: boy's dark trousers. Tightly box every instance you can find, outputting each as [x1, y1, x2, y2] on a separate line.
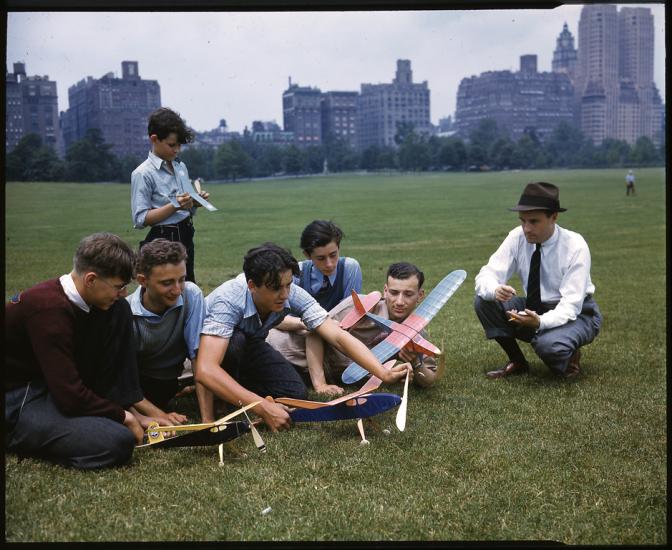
[5, 381, 135, 470]
[221, 330, 308, 400]
[140, 216, 196, 282]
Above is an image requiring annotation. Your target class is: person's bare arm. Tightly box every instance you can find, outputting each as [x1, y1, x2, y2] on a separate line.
[194, 334, 292, 431]
[315, 318, 411, 384]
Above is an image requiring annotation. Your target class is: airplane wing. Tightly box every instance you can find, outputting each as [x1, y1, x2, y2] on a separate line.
[289, 393, 401, 422]
[341, 269, 467, 385]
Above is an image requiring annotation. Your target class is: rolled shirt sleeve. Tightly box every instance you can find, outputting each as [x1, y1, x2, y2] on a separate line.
[288, 285, 328, 330]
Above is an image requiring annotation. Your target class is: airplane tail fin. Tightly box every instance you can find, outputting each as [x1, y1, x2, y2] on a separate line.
[351, 289, 365, 314]
[405, 334, 441, 356]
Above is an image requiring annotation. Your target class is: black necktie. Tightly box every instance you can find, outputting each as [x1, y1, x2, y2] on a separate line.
[527, 243, 542, 313]
[320, 275, 331, 290]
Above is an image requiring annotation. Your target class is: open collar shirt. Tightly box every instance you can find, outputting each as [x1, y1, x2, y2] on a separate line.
[130, 151, 194, 229]
[127, 281, 205, 360]
[202, 273, 328, 340]
[475, 224, 595, 331]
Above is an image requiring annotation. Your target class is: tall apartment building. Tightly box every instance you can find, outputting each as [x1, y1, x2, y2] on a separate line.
[60, 61, 161, 159]
[552, 23, 579, 84]
[5, 62, 61, 154]
[576, 4, 663, 146]
[455, 55, 575, 143]
[321, 91, 358, 149]
[358, 60, 431, 150]
[282, 80, 323, 147]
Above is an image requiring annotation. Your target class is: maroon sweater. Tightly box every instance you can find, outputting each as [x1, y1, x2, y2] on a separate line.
[5, 278, 142, 423]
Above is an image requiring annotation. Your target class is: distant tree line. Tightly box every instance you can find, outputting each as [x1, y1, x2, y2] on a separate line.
[6, 119, 664, 184]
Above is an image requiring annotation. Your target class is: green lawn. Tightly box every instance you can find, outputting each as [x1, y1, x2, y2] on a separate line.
[4, 169, 666, 543]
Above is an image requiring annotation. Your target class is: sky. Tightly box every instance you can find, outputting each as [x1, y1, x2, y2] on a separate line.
[6, 4, 666, 133]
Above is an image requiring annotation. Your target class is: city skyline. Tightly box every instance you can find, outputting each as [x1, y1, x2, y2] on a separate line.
[6, 5, 666, 134]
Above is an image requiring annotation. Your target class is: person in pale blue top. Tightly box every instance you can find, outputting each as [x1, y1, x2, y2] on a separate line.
[127, 239, 208, 419]
[267, 220, 362, 397]
[131, 107, 210, 283]
[195, 243, 410, 431]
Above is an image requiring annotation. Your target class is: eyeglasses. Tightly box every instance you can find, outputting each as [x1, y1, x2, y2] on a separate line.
[97, 277, 129, 293]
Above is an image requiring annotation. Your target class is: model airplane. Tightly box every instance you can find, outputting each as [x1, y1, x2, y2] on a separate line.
[341, 269, 467, 384]
[273, 360, 402, 443]
[137, 401, 266, 463]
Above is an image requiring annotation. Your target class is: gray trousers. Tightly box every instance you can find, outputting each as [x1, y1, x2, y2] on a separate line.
[474, 295, 602, 374]
[5, 381, 135, 470]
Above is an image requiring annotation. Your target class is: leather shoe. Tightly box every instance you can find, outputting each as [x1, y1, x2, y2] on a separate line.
[486, 361, 529, 379]
[564, 349, 581, 378]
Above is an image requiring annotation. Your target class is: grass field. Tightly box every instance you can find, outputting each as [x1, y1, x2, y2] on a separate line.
[4, 168, 667, 543]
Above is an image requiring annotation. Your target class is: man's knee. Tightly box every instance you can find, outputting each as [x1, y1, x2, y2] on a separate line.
[532, 333, 574, 370]
[67, 424, 136, 470]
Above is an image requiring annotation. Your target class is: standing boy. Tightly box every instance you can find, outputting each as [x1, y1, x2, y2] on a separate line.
[131, 107, 210, 283]
[195, 243, 410, 430]
[625, 169, 636, 196]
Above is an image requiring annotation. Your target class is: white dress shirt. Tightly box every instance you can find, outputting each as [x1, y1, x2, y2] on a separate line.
[475, 224, 595, 331]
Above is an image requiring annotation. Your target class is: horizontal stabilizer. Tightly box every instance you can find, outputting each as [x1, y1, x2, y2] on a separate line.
[339, 291, 382, 330]
[405, 334, 441, 357]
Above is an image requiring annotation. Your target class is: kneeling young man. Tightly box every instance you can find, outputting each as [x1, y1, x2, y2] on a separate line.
[6, 233, 146, 469]
[274, 262, 439, 393]
[474, 182, 602, 379]
[127, 239, 208, 421]
[195, 243, 411, 431]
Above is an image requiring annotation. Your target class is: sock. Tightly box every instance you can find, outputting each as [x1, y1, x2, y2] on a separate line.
[495, 337, 527, 365]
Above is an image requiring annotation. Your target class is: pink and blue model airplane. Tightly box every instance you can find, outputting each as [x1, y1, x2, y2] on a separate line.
[340, 269, 467, 385]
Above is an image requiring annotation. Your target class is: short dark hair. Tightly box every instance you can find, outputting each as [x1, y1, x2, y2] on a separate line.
[147, 107, 194, 144]
[300, 220, 343, 254]
[386, 262, 425, 289]
[136, 239, 188, 277]
[243, 242, 300, 290]
[73, 233, 135, 282]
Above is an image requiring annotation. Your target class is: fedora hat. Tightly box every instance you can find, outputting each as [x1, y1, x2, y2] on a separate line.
[509, 182, 567, 212]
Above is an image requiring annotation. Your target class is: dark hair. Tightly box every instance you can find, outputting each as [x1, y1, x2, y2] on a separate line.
[386, 262, 425, 289]
[300, 220, 343, 254]
[73, 233, 135, 282]
[147, 107, 194, 144]
[243, 242, 300, 290]
[136, 239, 187, 277]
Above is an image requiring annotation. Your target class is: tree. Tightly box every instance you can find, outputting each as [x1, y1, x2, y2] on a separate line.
[303, 145, 325, 174]
[214, 140, 253, 181]
[469, 118, 502, 161]
[179, 146, 215, 180]
[545, 122, 585, 167]
[630, 136, 659, 165]
[6, 133, 64, 181]
[64, 128, 119, 182]
[283, 145, 304, 175]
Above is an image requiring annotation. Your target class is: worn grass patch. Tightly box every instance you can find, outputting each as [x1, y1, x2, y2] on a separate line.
[4, 168, 666, 543]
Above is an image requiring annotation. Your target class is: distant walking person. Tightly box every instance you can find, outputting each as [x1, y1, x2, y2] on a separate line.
[625, 170, 636, 196]
[131, 107, 210, 283]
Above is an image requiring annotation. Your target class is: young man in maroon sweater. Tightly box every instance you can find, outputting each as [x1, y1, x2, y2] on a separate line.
[5, 233, 178, 469]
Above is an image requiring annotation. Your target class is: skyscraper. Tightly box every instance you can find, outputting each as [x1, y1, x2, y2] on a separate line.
[358, 60, 431, 150]
[552, 22, 578, 84]
[282, 79, 323, 147]
[60, 61, 161, 160]
[576, 4, 662, 146]
[321, 91, 358, 149]
[5, 62, 61, 154]
[455, 55, 575, 143]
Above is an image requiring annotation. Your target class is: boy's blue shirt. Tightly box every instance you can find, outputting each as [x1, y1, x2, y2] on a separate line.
[131, 151, 195, 229]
